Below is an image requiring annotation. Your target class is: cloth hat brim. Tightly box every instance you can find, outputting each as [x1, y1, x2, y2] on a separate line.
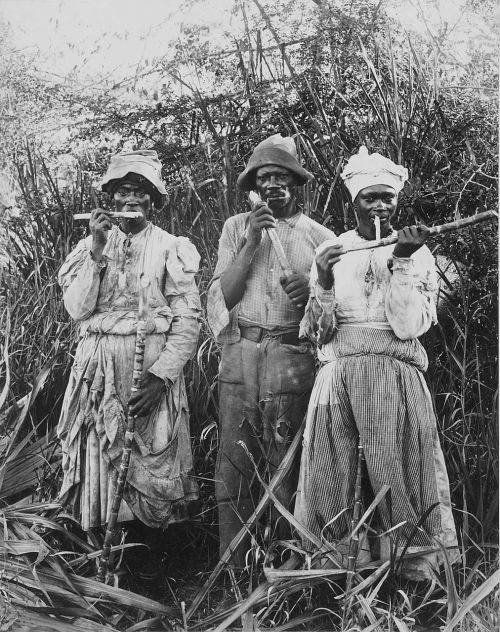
[237, 147, 313, 190]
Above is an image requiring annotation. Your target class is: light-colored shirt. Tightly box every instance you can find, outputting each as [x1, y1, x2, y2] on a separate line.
[58, 223, 201, 384]
[300, 229, 438, 358]
[207, 211, 335, 343]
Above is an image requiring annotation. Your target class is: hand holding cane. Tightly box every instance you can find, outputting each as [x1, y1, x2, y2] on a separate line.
[248, 191, 306, 308]
[342, 210, 497, 255]
[97, 274, 150, 583]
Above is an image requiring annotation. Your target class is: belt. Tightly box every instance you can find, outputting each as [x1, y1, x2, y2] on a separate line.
[239, 326, 302, 346]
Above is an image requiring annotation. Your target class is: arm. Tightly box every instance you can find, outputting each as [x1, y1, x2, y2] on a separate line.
[58, 209, 113, 321]
[299, 240, 343, 344]
[385, 226, 438, 339]
[219, 201, 275, 309]
[129, 238, 202, 418]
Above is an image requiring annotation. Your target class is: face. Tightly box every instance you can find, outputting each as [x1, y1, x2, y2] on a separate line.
[113, 182, 152, 225]
[354, 184, 398, 240]
[254, 165, 297, 216]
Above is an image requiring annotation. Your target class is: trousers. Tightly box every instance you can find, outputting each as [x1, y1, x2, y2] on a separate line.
[215, 334, 315, 568]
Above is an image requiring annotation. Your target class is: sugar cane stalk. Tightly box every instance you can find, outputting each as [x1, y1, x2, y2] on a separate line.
[343, 444, 365, 622]
[346, 444, 365, 590]
[341, 210, 497, 254]
[96, 274, 150, 583]
[248, 191, 305, 307]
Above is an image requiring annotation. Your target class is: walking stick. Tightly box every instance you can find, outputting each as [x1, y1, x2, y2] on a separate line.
[96, 274, 150, 583]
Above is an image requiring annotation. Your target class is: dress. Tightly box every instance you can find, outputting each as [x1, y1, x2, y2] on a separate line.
[207, 210, 335, 563]
[295, 229, 458, 578]
[57, 223, 201, 530]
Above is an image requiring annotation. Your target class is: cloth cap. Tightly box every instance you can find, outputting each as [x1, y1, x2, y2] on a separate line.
[100, 150, 167, 195]
[341, 146, 408, 201]
[237, 134, 313, 190]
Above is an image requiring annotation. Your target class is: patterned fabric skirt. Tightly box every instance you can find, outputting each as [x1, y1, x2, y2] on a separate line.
[294, 327, 458, 578]
[57, 332, 198, 530]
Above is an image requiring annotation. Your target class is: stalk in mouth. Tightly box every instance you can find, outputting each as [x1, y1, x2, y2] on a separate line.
[374, 215, 381, 241]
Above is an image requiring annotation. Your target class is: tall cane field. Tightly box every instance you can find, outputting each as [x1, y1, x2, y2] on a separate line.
[0, 3, 498, 630]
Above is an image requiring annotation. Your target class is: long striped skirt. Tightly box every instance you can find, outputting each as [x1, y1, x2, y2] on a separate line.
[294, 327, 458, 578]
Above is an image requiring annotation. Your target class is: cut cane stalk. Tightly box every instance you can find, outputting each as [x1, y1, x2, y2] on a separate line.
[96, 274, 150, 583]
[248, 190, 302, 306]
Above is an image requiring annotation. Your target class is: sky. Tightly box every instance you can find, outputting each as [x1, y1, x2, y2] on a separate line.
[0, 0, 239, 79]
[2, 0, 487, 76]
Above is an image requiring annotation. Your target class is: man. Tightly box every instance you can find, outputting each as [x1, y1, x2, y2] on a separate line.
[58, 150, 201, 575]
[207, 134, 334, 568]
[294, 146, 458, 579]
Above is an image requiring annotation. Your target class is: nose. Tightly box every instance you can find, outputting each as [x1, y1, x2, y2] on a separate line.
[267, 175, 281, 187]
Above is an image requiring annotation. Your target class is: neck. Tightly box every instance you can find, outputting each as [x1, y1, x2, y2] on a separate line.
[270, 198, 298, 219]
[119, 218, 148, 235]
[357, 223, 393, 241]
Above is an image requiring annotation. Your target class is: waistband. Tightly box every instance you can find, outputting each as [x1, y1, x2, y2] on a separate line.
[239, 325, 302, 346]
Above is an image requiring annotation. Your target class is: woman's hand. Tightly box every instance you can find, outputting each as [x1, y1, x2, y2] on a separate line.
[392, 225, 430, 258]
[90, 208, 113, 262]
[128, 373, 166, 418]
[315, 244, 344, 290]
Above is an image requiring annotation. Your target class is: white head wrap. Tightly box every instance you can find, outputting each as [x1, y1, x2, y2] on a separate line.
[341, 146, 408, 201]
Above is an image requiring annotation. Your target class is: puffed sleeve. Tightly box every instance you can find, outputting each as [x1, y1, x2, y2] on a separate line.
[58, 237, 107, 321]
[148, 237, 202, 385]
[385, 246, 438, 340]
[206, 217, 244, 341]
[299, 239, 338, 344]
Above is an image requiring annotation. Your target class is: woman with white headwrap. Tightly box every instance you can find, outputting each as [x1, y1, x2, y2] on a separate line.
[294, 147, 458, 579]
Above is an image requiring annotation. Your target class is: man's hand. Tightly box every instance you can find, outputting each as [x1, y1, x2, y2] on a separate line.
[315, 244, 344, 290]
[128, 372, 166, 418]
[90, 208, 113, 262]
[247, 201, 276, 246]
[280, 273, 309, 308]
[392, 225, 430, 259]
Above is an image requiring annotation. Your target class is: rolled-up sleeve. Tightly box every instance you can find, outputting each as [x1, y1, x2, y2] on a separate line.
[148, 237, 202, 385]
[385, 249, 438, 340]
[299, 240, 339, 344]
[58, 238, 107, 321]
[206, 218, 242, 341]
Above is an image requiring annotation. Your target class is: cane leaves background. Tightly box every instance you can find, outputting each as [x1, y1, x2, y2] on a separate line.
[0, 0, 497, 629]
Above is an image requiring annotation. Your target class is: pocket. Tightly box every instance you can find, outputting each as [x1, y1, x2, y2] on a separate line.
[218, 341, 245, 384]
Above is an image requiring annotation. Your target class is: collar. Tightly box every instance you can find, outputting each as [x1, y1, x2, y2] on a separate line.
[275, 210, 302, 228]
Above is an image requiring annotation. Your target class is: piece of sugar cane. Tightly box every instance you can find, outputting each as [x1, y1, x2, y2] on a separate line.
[374, 215, 381, 242]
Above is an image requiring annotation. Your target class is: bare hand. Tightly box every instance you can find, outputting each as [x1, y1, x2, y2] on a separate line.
[90, 208, 113, 261]
[128, 373, 166, 418]
[392, 225, 430, 258]
[315, 244, 344, 290]
[247, 201, 276, 246]
[280, 273, 309, 308]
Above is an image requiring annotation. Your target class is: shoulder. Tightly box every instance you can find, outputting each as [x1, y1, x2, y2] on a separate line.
[223, 212, 251, 230]
[297, 214, 337, 241]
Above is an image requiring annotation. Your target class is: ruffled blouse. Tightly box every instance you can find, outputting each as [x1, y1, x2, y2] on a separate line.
[58, 223, 201, 384]
[299, 229, 438, 357]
